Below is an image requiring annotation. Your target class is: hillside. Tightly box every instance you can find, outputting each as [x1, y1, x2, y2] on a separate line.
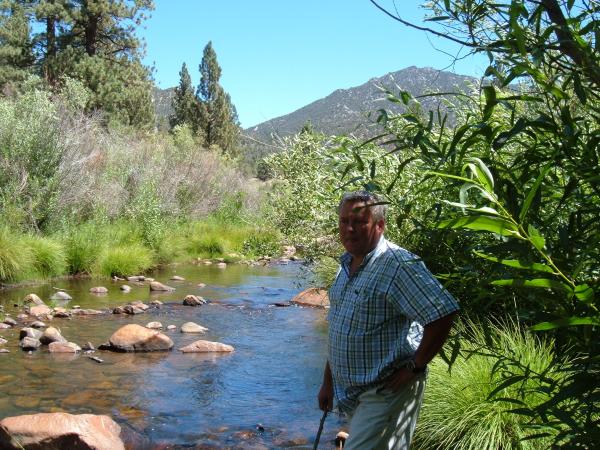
[243, 66, 478, 144]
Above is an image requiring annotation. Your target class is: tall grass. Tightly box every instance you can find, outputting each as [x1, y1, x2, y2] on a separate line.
[413, 320, 563, 450]
[22, 235, 67, 278]
[95, 243, 154, 277]
[63, 222, 107, 274]
[0, 227, 32, 282]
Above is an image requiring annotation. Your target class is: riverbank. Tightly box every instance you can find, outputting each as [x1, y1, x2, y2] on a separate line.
[0, 217, 285, 289]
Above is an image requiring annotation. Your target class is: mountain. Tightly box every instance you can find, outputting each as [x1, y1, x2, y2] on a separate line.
[243, 66, 478, 144]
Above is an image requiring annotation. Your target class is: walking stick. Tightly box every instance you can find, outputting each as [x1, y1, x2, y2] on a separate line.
[312, 409, 328, 450]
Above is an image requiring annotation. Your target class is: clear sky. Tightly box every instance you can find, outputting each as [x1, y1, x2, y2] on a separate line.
[140, 1, 487, 128]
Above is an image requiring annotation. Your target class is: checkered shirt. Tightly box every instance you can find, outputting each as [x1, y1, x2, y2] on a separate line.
[327, 236, 459, 414]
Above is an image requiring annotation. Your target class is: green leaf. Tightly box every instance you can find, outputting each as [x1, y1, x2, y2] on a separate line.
[491, 278, 572, 292]
[574, 284, 594, 302]
[487, 375, 527, 400]
[482, 86, 497, 119]
[400, 91, 411, 105]
[438, 215, 521, 237]
[464, 157, 494, 191]
[519, 165, 551, 222]
[443, 201, 499, 216]
[527, 224, 546, 251]
[473, 251, 555, 273]
[531, 316, 600, 331]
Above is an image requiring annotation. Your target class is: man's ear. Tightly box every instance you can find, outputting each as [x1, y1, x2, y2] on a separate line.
[376, 219, 385, 232]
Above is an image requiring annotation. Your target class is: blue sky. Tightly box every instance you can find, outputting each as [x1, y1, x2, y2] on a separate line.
[140, 1, 486, 128]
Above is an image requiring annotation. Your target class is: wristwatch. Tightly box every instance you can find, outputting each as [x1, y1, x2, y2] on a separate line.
[405, 358, 427, 374]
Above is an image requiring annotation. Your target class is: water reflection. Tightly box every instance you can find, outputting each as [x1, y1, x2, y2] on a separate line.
[0, 262, 345, 448]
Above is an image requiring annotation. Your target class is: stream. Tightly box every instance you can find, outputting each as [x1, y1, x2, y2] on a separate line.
[0, 261, 345, 449]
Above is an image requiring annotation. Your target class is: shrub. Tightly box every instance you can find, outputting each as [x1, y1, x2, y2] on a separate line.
[22, 235, 67, 278]
[94, 243, 154, 277]
[241, 229, 281, 258]
[414, 320, 564, 450]
[187, 235, 226, 258]
[0, 227, 32, 282]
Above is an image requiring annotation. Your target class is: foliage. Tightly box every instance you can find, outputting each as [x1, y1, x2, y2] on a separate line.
[0, 85, 63, 230]
[196, 41, 240, 153]
[22, 234, 67, 278]
[354, 0, 600, 445]
[241, 229, 281, 258]
[0, 0, 155, 127]
[63, 222, 106, 274]
[0, 226, 31, 282]
[415, 320, 564, 450]
[0, 1, 33, 89]
[170, 62, 198, 131]
[95, 242, 154, 277]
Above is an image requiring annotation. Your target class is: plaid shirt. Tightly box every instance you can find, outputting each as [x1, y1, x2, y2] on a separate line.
[327, 236, 459, 413]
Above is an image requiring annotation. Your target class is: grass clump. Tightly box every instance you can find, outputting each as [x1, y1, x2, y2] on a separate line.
[64, 223, 107, 274]
[95, 243, 154, 277]
[414, 319, 563, 450]
[22, 235, 67, 278]
[0, 227, 32, 282]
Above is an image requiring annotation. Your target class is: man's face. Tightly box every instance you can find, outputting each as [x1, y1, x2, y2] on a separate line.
[338, 200, 384, 259]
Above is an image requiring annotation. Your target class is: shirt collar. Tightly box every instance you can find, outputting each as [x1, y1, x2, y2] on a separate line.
[340, 235, 387, 269]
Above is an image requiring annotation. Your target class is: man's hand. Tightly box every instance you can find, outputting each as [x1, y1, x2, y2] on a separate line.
[383, 367, 415, 392]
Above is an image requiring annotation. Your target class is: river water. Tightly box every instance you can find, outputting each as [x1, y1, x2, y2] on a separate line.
[0, 262, 345, 449]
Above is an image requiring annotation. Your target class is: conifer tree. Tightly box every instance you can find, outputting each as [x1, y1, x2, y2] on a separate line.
[196, 41, 239, 153]
[170, 62, 198, 130]
[0, 1, 34, 89]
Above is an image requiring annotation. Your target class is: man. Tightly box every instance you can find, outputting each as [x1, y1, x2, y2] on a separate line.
[318, 191, 459, 449]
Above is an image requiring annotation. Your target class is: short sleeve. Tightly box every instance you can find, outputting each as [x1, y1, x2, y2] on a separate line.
[389, 258, 459, 325]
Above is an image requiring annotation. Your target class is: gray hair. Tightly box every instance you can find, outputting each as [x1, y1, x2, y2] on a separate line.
[338, 191, 388, 222]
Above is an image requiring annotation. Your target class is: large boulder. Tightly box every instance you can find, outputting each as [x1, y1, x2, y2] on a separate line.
[0, 412, 124, 450]
[107, 324, 173, 352]
[290, 287, 330, 308]
[179, 340, 234, 353]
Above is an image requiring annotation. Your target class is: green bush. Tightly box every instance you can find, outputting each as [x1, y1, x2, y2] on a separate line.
[94, 243, 154, 277]
[414, 320, 564, 450]
[187, 235, 226, 258]
[22, 235, 67, 278]
[241, 229, 281, 258]
[0, 227, 32, 282]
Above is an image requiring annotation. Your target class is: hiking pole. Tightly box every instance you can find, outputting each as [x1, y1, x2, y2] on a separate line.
[313, 409, 328, 450]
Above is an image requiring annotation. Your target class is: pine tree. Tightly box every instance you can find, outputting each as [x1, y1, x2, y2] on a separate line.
[196, 41, 239, 153]
[0, 1, 34, 90]
[170, 62, 198, 130]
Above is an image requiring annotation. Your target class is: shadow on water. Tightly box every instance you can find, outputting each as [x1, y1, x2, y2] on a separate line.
[0, 262, 345, 449]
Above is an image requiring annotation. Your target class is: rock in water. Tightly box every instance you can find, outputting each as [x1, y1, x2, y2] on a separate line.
[149, 281, 175, 292]
[0, 412, 124, 450]
[180, 322, 208, 333]
[89, 286, 108, 294]
[23, 293, 45, 306]
[50, 291, 72, 301]
[290, 287, 330, 308]
[182, 295, 206, 306]
[179, 340, 234, 353]
[107, 324, 173, 352]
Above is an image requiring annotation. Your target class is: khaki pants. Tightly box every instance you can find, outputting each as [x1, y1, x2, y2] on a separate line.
[344, 374, 426, 450]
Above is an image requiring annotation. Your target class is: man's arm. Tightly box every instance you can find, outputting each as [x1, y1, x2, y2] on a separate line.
[384, 312, 457, 391]
[318, 360, 334, 411]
